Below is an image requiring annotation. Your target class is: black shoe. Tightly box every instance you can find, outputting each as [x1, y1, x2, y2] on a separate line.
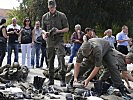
[36, 66, 40, 68]
[119, 87, 132, 100]
[46, 80, 54, 85]
[33, 76, 38, 89]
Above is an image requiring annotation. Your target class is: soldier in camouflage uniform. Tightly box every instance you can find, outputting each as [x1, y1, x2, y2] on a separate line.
[100, 50, 133, 89]
[42, 0, 69, 86]
[73, 38, 131, 98]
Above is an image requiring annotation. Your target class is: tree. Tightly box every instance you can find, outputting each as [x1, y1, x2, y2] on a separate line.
[7, 0, 133, 37]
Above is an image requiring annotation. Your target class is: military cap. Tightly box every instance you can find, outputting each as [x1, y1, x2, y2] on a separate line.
[80, 41, 93, 57]
[127, 53, 133, 63]
[48, 0, 56, 8]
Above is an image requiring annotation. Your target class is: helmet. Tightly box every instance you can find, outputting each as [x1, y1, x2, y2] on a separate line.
[11, 62, 21, 69]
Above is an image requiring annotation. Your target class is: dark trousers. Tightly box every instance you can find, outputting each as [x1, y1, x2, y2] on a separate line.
[117, 45, 128, 55]
[0, 43, 6, 66]
[7, 43, 19, 65]
[47, 43, 66, 79]
[40, 45, 48, 67]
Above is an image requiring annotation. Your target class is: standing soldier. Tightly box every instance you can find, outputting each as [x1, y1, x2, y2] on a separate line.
[42, 0, 69, 86]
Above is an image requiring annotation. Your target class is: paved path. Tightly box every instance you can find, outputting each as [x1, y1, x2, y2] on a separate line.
[1, 52, 133, 99]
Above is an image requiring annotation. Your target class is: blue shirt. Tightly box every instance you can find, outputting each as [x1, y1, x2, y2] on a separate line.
[103, 35, 116, 48]
[116, 31, 129, 46]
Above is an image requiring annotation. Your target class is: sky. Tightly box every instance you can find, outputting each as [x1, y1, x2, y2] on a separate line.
[0, 0, 21, 9]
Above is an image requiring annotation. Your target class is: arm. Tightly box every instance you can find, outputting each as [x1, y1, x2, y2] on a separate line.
[83, 67, 100, 87]
[56, 13, 69, 34]
[122, 71, 133, 82]
[42, 30, 47, 40]
[83, 48, 102, 87]
[117, 39, 129, 43]
[31, 29, 35, 44]
[2, 28, 8, 38]
[74, 62, 81, 82]
[74, 48, 84, 82]
[56, 27, 69, 33]
[121, 72, 132, 89]
[83, 35, 87, 42]
[116, 33, 129, 43]
[7, 30, 14, 35]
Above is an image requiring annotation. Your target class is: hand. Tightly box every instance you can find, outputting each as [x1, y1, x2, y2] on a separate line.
[75, 40, 80, 42]
[73, 78, 77, 83]
[82, 79, 89, 87]
[45, 32, 49, 38]
[31, 42, 34, 48]
[10, 31, 14, 34]
[14, 30, 17, 34]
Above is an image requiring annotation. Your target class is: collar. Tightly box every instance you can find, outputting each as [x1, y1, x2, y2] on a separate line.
[49, 10, 57, 17]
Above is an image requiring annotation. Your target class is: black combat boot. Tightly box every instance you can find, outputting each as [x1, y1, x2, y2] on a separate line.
[118, 86, 132, 100]
[94, 80, 103, 97]
[33, 76, 38, 89]
[47, 75, 54, 85]
[60, 74, 66, 87]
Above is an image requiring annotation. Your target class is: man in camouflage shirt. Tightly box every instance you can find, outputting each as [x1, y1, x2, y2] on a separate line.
[42, 0, 69, 86]
[73, 38, 131, 98]
[100, 50, 133, 89]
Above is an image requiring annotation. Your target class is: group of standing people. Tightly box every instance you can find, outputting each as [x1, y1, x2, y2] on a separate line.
[0, 17, 48, 69]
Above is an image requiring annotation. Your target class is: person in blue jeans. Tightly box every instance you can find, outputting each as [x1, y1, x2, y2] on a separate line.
[6, 18, 21, 65]
[40, 38, 48, 68]
[31, 21, 44, 68]
[68, 24, 84, 63]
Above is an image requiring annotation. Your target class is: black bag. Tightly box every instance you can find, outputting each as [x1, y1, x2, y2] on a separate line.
[0, 37, 6, 43]
[36, 35, 43, 43]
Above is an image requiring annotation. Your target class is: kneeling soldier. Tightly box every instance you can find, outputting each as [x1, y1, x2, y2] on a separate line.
[73, 38, 132, 98]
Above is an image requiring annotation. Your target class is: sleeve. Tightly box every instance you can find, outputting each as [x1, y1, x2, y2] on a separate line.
[61, 13, 69, 29]
[93, 48, 103, 67]
[71, 32, 76, 43]
[116, 33, 122, 41]
[6, 25, 10, 32]
[76, 48, 84, 63]
[42, 15, 47, 31]
[113, 36, 116, 43]
[103, 36, 106, 39]
[83, 35, 87, 42]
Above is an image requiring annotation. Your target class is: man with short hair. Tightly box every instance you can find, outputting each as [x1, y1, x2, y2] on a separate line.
[68, 24, 84, 63]
[100, 50, 133, 89]
[7, 18, 21, 65]
[73, 38, 131, 98]
[31, 21, 43, 68]
[116, 25, 131, 54]
[103, 29, 116, 49]
[42, 0, 69, 86]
